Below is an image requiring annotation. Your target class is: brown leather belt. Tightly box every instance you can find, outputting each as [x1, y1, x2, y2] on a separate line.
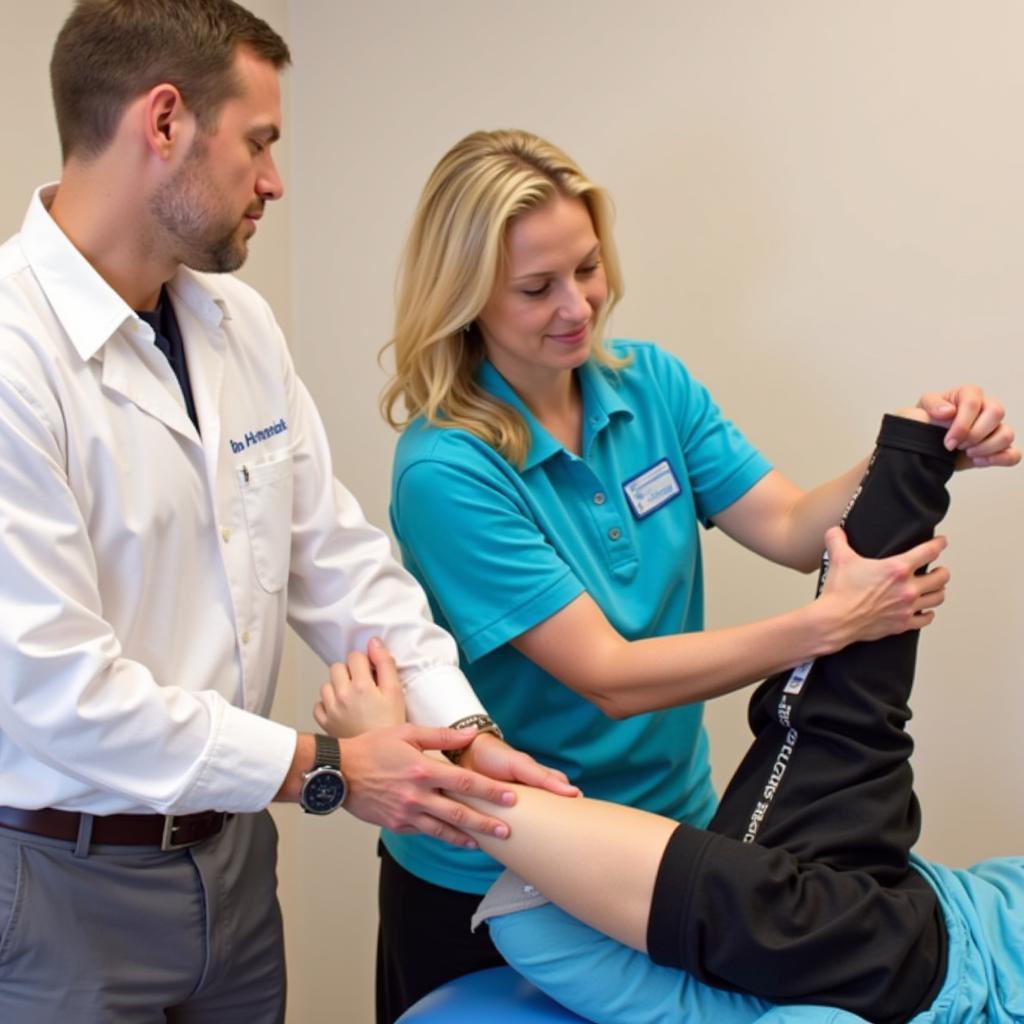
[0, 806, 228, 851]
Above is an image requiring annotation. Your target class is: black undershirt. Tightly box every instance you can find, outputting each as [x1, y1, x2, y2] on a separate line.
[136, 286, 200, 434]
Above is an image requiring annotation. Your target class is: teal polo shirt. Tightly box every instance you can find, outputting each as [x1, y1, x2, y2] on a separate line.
[386, 340, 772, 894]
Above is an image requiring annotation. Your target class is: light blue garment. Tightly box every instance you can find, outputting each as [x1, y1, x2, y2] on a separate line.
[486, 855, 1024, 1023]
[385, 342, 772, 893]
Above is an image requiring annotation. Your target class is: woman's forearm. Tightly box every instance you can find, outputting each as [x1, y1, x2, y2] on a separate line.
[777, 458, 872, 567]
[713, 459, 870, 573]
[465, 784, 677, 954]
[514, 520, 946, 719]
[513, 593, 841, 718]
[596, 605, 838, 716]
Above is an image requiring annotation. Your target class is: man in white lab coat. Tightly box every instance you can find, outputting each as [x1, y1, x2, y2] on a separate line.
[0, 2, 573, 1020]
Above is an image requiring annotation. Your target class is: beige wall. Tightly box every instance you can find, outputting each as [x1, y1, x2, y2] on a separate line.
[3, 2, 1023, 1022]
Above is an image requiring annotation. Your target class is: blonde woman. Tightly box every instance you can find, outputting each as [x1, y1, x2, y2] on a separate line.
[375, 129, 1016, 1021]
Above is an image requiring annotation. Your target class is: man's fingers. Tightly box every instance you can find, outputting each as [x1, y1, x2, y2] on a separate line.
[441, 763, 516, 809]
[406, 724, 478, 753]
[422, 792, 511, 840]
[409, 819, 479, 849]
[362, 724, 518, 809]
[394, 808, 489, 850]
[391, 791, 511, 846]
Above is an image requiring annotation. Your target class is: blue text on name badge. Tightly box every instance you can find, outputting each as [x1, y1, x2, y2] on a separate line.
[622, 459, 682, 520]
[229, 417, 288, 454]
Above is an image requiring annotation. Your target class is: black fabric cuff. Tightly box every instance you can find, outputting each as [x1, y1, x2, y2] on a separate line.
[876, 414, 957, 463]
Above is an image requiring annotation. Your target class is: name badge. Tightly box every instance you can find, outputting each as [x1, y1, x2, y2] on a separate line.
[622, 459, 681, 520]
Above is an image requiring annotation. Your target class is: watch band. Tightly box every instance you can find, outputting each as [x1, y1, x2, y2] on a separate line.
[313, 733, 341, 770]
[444, 714, 503, 764]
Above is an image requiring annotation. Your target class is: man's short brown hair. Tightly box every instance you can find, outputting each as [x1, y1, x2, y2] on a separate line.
[50, 0, 291, 161]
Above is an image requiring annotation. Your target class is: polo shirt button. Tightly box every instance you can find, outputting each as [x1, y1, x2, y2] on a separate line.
[593, 492, 606, 505]
[221, 527, 231, 542]
[241, 630, 251, 645]
[608, 527, 622, 541]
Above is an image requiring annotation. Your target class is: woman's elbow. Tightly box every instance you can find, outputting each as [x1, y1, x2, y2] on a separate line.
[565, 650, 636, 719]
[585, 685, 637, 720]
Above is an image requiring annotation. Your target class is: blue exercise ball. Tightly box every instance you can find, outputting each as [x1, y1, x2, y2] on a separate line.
[397, 966, 588, 1022]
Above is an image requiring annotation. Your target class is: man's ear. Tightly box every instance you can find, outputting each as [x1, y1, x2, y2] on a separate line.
[142, 83, 194, 160]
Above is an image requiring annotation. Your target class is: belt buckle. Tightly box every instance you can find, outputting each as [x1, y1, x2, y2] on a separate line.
[160, 813, 223, 852]
[161, 815, 194, 851]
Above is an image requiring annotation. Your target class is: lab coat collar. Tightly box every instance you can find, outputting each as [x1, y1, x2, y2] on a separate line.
[18, 185, 231, 363]
[19, 186, 237, 453]
[20, 185, 135, 361]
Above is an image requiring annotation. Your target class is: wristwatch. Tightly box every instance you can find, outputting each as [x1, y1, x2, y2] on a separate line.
[299, 735, 347, 815]
[444, 714, 504, 764]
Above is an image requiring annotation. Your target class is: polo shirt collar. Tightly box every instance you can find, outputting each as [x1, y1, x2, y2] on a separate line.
[476, 356, 633, 471]
[19, 185, 230, 363]
[577, 355, 632, 453]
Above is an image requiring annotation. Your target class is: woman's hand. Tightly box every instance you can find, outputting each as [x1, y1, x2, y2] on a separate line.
[314, 636, 406, 738]
[816, 526, 950, 647]
[916, 385, 1020, 469]
[458, 731, 580, 799]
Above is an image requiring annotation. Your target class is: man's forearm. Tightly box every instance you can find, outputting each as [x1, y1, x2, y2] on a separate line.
[273, 732, 316, 802]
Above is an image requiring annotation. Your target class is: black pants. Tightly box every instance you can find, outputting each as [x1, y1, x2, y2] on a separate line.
[647, 416, 955, 1024]
[376, 843, 505, 1024]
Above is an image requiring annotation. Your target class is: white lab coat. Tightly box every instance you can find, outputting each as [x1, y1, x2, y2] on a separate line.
[0, 187, 484, 816]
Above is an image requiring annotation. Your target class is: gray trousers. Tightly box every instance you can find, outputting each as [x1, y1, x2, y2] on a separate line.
[0, 810, 285, 1023]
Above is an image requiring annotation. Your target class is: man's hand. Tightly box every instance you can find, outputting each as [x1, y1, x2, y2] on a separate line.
[458, 731, 580, 798]
[916, 385, 1020, 469]
[339, 723, 520, 847]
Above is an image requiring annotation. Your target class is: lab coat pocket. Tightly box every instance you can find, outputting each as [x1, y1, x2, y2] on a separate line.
[239, 450, 294, 593]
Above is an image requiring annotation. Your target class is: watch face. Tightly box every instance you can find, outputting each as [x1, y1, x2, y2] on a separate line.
[301, 768, 347, 815]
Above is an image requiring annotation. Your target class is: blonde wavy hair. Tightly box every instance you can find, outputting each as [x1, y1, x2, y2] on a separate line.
[380, 129, 626, 467]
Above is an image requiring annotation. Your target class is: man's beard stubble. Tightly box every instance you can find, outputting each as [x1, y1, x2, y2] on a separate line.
[149, 140, 249, 274]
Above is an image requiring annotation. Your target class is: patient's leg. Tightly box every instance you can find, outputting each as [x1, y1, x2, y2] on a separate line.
[709, 414, 957, 875]
[647, 415, 957, 1021]
[471, 417, 957, 1023]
